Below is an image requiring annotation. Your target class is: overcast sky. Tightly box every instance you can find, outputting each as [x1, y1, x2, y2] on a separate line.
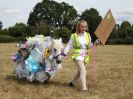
[0, 0, 133, 28]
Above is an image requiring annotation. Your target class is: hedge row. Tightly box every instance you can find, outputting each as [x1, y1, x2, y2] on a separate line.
[0, 35, 26, 43]
[1, 34, 133, 44]
[108, 37, 133, 44]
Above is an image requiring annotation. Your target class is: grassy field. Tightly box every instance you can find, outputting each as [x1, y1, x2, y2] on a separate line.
[0, 43, 133, 99]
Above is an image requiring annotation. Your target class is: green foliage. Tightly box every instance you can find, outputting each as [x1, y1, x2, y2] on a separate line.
[27, 0, 78, 34]
[108, 37, 133, 45]
[0, 0, 133, 44]
[108, 21, 133, 44]
[29, 21, 51, 36]
[109, 26, 119, 39]
[0, 35, 15, 43]
[0, 34, 26, 43]
[25, 26, 34, 36]
[124, 37, 133, 44]
[0, 29, 9, 35]
[53, 27, 71, 42]
[120, 21, 131, 30]
[126, 28, 133, 37]
[118, 29, 128, 39]
[118, 21, 133, 39]
[60, 2, 78, 30]
[108, 38, 124, 44]
[8, 26, 23, 37]
[0, 21, 2, 30]
[8, 23, 32, 37]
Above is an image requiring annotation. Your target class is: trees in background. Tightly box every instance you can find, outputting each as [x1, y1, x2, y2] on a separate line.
[53, 27, 71, 43]
[0, 21, 3, 30]
[8, 23, 32, 37]
[0, 0, 133, 44]
[108, 21, 133, 44]
[27, 0, 78, 36]
[0, 23, 31, 42]
[27, 0, 103, 42]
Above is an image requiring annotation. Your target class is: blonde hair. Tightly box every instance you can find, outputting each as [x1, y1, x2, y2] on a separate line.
[76, 20, 88, 33]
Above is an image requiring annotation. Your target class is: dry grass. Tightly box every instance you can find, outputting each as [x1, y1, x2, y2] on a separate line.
[0, 43, 133, 99]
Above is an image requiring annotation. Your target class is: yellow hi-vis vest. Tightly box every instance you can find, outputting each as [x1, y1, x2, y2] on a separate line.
[71, 32, 90, 63]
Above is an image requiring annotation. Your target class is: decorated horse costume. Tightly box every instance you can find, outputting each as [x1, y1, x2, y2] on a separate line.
[12, 35, 64, 83]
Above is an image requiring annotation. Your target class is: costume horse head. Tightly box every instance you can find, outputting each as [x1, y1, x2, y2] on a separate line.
[51, 38, 64, 64]
[44, 37, 64, 70]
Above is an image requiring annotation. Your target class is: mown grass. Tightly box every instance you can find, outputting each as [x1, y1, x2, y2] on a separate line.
[0, 43, 133, 99]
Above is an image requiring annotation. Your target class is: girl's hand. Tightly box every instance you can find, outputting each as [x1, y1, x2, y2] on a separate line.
[60, 49, 69, 59]
[94, 39, 100, 46]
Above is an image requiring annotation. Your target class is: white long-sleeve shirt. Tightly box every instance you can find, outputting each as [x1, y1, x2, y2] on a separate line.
[64, 32, 93, 61]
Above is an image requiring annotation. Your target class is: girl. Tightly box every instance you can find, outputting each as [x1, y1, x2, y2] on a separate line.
[63, 20, 97, 91]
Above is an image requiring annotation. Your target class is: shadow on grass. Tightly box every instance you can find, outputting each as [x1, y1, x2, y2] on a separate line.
[4, 74, 32, 85]
[45, 80, 69, 87]
[4, 74, 69, 88]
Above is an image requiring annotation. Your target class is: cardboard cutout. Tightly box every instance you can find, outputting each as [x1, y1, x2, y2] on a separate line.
[95, 9, 116, 45]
